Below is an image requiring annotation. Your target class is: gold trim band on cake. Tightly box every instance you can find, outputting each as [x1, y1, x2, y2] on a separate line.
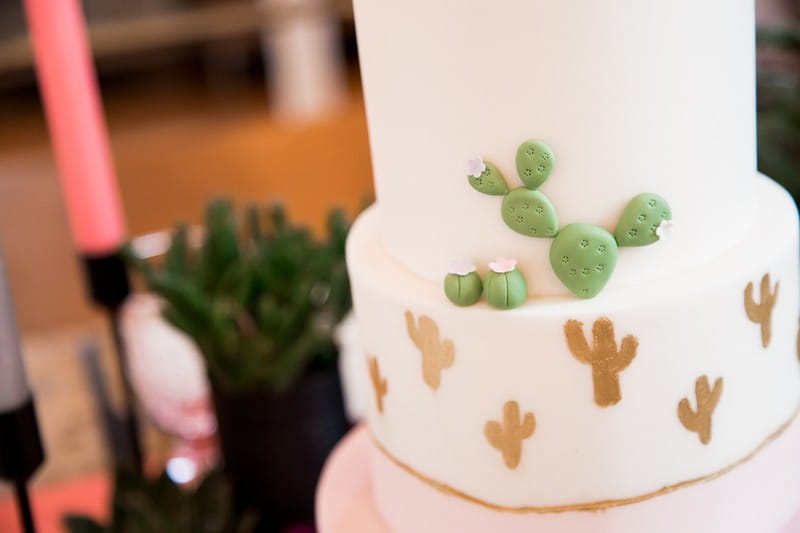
[370, 405, 800, 514]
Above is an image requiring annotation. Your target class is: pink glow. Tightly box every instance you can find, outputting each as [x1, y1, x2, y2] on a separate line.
[24, 0, 126, 255]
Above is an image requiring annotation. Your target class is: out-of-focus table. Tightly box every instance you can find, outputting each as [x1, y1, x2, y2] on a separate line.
[0, 473, 109, 532]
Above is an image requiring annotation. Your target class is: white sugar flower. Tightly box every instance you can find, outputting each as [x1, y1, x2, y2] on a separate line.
[448, 259, 477, 276]
[655, 219, 673, 240]
[465, 156, 487, 178]
[489, 257, 517, 274]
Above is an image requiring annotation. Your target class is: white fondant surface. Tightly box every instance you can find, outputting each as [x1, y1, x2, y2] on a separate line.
[348, 177, 800, 507]
[353, 0, 758, 296]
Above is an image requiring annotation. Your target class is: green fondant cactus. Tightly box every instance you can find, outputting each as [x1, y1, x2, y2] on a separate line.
[516, 140, 555, 190]
[485, 258, 527, 310]
[501, 189, 558, 238]
[467, 161, 510, 196]
[615, 193, 672, 247]
[550, 224, 618, 299]
[467, 141, 559, 238]
[465, 141, 672, 300]
[443, 261, 483, 307]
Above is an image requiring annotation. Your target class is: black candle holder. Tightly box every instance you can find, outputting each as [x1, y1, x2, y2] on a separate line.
[0, 399, 45, 533]
[81, 252, 143, 473]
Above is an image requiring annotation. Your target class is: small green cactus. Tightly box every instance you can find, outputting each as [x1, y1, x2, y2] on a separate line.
[501, 189, 558, 238]
[549, 224, 618, 299]
[443, 261, 483, 307]
[516, 140, 555, 190]
[615, 193, 672, 247]
[467, 161, 510, 196]
[485, 258, 527, 310]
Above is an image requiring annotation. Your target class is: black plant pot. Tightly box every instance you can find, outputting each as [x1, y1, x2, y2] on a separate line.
[212, 369, 349, 531]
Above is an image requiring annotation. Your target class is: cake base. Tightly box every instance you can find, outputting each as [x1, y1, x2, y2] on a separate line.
[316, 424, 800, 533]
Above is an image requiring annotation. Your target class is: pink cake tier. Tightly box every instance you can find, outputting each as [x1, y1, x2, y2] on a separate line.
[317, 424, 800, 533]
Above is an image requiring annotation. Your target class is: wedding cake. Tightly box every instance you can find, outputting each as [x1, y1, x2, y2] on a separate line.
[345, 1, 800, 532]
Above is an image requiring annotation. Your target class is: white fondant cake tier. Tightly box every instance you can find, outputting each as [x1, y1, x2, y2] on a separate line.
[347, 176, 800, 511]
[354, 0, 758, 296]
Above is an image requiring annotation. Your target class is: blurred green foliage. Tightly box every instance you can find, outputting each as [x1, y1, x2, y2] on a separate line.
[758, 22, 800, 202]
[126, 200, 351, 394]
[64, 469, 254, 533]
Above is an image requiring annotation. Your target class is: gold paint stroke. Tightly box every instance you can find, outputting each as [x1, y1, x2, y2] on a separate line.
[371, 405, 800, 514]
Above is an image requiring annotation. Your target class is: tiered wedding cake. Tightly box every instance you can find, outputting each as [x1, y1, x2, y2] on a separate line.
[345, 1, 800, 532]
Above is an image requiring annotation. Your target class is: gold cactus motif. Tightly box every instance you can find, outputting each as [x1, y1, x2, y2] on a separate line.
[564, 318, 638, 407]
[485, 401, 536, 470]
[744, 273, 779, 349]
[405, 311, 455, 391]
[367, 356, 388, 414]
[678, 376, 724, 445]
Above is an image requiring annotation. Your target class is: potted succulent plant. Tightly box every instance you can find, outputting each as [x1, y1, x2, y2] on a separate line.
[126, 200, 352, 530]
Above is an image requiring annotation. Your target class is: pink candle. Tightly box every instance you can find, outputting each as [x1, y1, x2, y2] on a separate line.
[24, 0, 126, 255]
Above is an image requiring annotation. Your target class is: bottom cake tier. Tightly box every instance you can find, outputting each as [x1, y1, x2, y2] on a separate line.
[346, 175, 800, 532]
[315, 425, 800, 533]
[367, 415, 800, 533]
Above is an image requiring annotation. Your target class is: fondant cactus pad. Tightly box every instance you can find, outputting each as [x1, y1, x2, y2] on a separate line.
[468, 162, 510, 196]
[444, 271, 483, 307]
[501, 189, 558, 238]
[615, 193, 672, 247]
[516, 140, 555, 190]
[550, 224, 618, 298]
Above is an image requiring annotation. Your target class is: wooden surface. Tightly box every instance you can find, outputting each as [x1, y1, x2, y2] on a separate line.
[0, 78, 373, 332]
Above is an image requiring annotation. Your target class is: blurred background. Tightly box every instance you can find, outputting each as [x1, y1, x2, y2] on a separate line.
[0, 0, 797, 531]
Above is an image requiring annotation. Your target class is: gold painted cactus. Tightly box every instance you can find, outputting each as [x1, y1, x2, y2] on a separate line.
[485, 401, 536, 470]
[564, 318, 638, 407]
[744, 273, 779, 348]
[367, 356, 388, 414]
[405, 311, 455, 391]
[678, 376, 723, 445]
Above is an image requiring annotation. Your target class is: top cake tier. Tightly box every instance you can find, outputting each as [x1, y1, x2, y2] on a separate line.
[354, 0, 758, 297]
